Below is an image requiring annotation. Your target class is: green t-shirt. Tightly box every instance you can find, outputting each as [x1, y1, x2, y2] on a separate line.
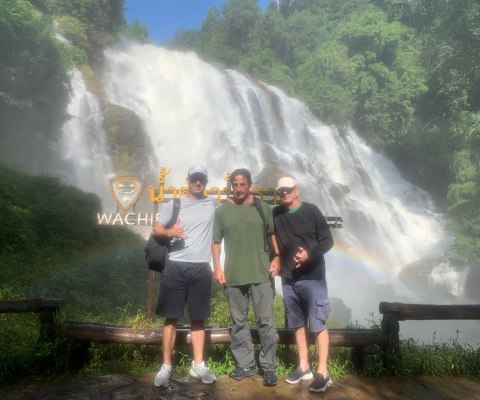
[213, 200, 273, 286]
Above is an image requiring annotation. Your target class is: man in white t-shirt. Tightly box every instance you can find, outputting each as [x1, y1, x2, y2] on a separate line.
[151, 165, 218, 387]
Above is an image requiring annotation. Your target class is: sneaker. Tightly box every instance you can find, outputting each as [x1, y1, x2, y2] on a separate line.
[229, 366, 258, 380]
[285, 366, 314, 384]
[309, 373, 332, 392]
[154, 364, 172, 387]
[263, 370, 278, 386]
[189, 361, 217, 384]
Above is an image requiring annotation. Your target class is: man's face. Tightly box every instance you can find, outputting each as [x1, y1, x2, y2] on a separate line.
[277, 186, 298, 206]
[231, 174, 251, 203]
[187, 173, 207, 198]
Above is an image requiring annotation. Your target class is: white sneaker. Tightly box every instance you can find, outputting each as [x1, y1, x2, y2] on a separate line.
[154, 364, 172, 387]
[189, 361, 217, 384]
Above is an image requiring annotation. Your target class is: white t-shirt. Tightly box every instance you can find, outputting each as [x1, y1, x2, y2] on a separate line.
[157, 195, 218, 263]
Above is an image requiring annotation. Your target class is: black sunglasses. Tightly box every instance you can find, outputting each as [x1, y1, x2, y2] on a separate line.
[276, 187, 295, 196]
[189, 173, 207, 184]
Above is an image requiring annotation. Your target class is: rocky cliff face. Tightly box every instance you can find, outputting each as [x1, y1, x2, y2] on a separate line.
[103, 102, 153, 177]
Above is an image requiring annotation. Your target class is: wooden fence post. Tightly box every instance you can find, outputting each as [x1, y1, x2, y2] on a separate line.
[38, 299, 63, 344]
[379, 302, 400, 371]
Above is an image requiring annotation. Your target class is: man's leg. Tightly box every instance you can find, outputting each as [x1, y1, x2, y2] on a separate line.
[308, 327, 332, 392]
[294, 326, 310, 371]
[162, 318, 177, 365]
[315, 328, 329, 377]
[226, 286, 256, 369]
[154, 318, 177, 387]
[186, 262, 211, 367]
[190, 319, 205, 365]
[189, 318, 216, 383]
[250, 283, 277, 371]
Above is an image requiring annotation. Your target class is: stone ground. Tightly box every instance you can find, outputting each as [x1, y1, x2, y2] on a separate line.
[1, 372, 480, 400]
[0, 373, 480, 400]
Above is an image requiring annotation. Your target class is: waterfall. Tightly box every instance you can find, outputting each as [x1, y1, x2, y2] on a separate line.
[61, 39, 476, 342]
[58, 69, 115, 208]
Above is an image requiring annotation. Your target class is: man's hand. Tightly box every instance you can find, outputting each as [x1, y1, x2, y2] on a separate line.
[214, 268, 226, 285]
[167, 220, 187, 239]
[269, 256, 281, 277]
[293, 246, 309, 268]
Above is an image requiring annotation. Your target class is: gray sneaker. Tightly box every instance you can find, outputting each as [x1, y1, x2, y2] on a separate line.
[309, 373, 332, 392]
[285, 366, 314, 384]
[154, 364, 172, 387]
[189, 361, 217, 384]
[229, 366, 258, 380]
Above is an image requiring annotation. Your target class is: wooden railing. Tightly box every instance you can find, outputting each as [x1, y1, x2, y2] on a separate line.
[2, 299, 479, 372]
[379, 302, 480, 369]
[0, 298, 64, 343]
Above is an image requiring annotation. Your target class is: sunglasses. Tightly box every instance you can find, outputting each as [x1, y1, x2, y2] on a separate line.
[276, 187, 296, 196]
[189, 173, 207, 184]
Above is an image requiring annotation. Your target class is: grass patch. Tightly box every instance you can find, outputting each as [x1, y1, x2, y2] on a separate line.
[394, 337, 480, 376]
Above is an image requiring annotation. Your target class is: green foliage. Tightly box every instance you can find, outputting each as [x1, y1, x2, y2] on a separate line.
[222, 0, 262, 46]
[35, 0, 125, 63]
[335, 9, 427, 147]
[55, 15, 88, 49]
[0, 314, 44, 382]
[0, 0, 71, 131]
[296, 41, 357, 127]
[0, 163, 149, 380]
[122, 20, 150, 44]
[443, 112, 480, 264]
[0, 164, 100, 254]
[394, 337, 480, 376]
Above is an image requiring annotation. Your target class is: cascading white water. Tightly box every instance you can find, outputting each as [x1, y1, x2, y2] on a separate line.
[62, 39, 476, 343]
[59, 69, 115, 208]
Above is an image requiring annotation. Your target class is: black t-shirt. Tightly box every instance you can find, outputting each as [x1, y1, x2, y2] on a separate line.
[273, 202, 333, 282]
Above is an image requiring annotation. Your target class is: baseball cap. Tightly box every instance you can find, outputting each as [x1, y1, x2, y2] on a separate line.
[276, 176, 297, 191]
[188, 164, 208, 178]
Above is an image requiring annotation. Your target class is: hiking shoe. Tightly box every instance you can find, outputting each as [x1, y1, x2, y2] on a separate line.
[189, 361, 217, 384]
[309, 373, 332, 392]
[229, 366, 258, 380]
[263, 370, 278, 386]
[285, 366, 314, 384]
[154, 364, 172, 387]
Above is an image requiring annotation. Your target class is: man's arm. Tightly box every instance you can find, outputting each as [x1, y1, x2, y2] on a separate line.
[299, 205, 333, 267]
[212, 242, 225, 284]
[269, 234, 281, 277]
[152, 220, 185, 239]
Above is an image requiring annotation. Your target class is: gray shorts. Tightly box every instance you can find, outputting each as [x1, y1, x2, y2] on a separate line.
[156, 261, 212, 321]
[282, 279, 330, 332]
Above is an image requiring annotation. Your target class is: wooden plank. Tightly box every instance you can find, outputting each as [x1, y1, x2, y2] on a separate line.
[379, 302, 480, 320]
[415, 376, 480, 400]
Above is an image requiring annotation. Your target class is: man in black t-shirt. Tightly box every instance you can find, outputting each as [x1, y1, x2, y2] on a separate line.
[273, 176, 334, 393]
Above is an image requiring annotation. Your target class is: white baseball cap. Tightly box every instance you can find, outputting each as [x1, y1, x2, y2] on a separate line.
[276, 176, 298, 191]
[188, 164, 208, 178]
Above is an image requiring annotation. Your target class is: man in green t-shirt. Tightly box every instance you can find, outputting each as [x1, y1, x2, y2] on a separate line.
[212, 168, 281, 386]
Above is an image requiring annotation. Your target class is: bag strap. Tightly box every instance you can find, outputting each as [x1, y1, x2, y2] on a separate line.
[166, 198, 180, 229]
[253, 197, 269, 253]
